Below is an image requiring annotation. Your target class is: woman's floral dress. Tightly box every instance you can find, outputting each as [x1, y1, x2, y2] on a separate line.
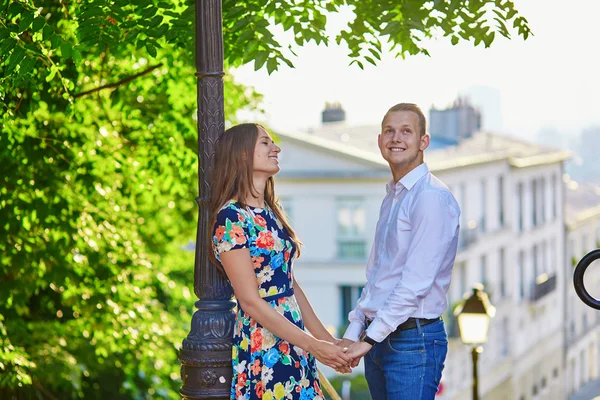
[212, 200, 324, 400]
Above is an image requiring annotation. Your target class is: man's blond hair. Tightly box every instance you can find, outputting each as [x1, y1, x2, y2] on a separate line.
[382, 103, 427, 136]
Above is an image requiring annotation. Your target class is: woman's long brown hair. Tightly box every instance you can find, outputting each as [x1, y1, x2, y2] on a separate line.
[208, 123, 301, 269]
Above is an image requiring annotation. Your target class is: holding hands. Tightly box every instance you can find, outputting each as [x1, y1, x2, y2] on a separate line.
[309, 339, 353, 373]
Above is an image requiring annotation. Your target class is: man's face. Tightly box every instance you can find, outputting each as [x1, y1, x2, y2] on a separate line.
[378, 110, 429, 169]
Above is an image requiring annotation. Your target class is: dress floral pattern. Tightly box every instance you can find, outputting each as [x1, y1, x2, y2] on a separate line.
[212, 200, 324, 400]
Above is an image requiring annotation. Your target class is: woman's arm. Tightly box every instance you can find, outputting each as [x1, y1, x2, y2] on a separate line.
[293, 275, 338, 343]
[220, 248, 351, 371]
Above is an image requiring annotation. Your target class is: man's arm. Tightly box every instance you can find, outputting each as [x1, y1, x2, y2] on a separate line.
[365, 190, 460, 343]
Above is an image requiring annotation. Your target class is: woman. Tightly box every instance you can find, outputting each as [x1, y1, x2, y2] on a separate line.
[209, 123, 351, 400]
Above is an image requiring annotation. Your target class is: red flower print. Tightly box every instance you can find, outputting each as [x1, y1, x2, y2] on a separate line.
[295, 361, 300, 368]
[254, 215, 267, 228]
[279, 342, 290, 355]
[314, 380, 323, 396]
[252, 256, 264, 270]
[250, 359, 262, 375]
[230, 224, 247, 244]
[237, 372, 247, 387]
[255, 381, 264, 397]
[284, 250, 290, 262]
[251, 330, 263, 353]
[215, 226, 225, 241]
[256, 231, 275, 249]
[238, 213, 245, 222]
[278, 297, 286, 305]
[296, 386, 302, 393]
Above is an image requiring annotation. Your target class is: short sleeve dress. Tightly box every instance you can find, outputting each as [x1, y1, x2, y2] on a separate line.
[212, 200, 324, 400]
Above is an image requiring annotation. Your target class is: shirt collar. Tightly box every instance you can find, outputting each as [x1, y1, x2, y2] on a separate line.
[386, 162, 429, 194]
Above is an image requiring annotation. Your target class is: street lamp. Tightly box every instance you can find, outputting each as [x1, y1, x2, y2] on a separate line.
[454, 285, 496, 400]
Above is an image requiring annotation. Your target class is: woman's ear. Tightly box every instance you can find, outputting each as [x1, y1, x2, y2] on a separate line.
[240, 151, 247, 161]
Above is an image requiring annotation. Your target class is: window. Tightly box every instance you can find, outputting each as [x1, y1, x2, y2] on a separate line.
[552, 174, 558, 219]
[501, 316, 510, 357]
[340, 285, 364, 324]
[551, 237, 557, 274]
[541, 177, 546, 223]
[519, 250, 526, 301]
[458, 262, 467, 299]
[517, 183, 524, 232]
[480, 254, 487, 286]
[532, 179, 538, 227]
[583, 234, 590, 253]
[499, 248, 506, 298]
[533, 244, 539, 281]
[480, 179, 487, 233]
[336, 197, 366, 259]
[542, 241, 547, 274]
[498, 176, 505, 228]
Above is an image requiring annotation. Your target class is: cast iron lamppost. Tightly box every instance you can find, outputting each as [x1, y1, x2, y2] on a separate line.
[455, 285, 496, 400]
[574, 249, 600, 310]
[178, 1, 234, 399]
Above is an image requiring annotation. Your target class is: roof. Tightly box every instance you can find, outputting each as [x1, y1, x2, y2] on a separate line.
[276, 123, 572, 173]
[565, 177, 600, 228]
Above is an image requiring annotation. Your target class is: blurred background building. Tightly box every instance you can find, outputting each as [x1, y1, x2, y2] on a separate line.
[274, 101, 600, 399]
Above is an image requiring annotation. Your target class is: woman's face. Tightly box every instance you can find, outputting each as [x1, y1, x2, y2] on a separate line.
[252, 126, 281, 177]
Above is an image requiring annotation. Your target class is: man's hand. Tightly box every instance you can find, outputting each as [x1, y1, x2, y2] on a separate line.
[345, 341, 373, 368]
[336, 338, 355, 350]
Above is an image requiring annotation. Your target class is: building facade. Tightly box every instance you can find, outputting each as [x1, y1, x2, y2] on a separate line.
[564, 180, 600, 400]
[274, 122, 577, 399]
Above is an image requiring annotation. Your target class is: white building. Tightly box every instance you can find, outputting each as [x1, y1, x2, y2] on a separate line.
[274, 121, 574, 399]
[564, 179, 600, 400]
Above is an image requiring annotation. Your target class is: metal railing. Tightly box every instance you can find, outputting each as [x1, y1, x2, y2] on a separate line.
[573, 249, 600, 310]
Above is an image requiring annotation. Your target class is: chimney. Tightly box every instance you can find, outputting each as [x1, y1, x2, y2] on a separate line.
[322, 102, 346, 124]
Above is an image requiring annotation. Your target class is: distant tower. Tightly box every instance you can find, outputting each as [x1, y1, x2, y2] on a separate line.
[322, 102, 346, 124]
[429, 97, 482, 142]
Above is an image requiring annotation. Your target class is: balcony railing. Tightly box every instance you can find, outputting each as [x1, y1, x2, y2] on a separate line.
[530, 273, 557, 302]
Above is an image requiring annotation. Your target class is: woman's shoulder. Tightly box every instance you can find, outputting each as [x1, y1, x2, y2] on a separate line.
[216, 200, 250, 222]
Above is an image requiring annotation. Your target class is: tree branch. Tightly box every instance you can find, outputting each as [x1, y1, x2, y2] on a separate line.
[73, 63, 163, 99]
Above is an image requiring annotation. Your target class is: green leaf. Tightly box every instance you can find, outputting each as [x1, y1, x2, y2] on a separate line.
[0, 37, 17, 55]
[146, 42, 157, 57]
[18, 13, 34, 32]
[31, 17, 46, 33]
[451, 35, 459, 45]
[141, 6, 158, 19]
[254, 51, 268, 71]
[6, 46, 26, 74]
[61, 42, 72, 59]
[42, 25, 53, 41]
[18, 56, 36, 75]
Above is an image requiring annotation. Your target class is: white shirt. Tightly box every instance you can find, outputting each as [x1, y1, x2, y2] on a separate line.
[344, 163, 461, 343]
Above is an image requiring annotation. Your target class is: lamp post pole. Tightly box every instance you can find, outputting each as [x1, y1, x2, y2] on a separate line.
[471, 346, 481, 400]
[178, 1, 235, 399]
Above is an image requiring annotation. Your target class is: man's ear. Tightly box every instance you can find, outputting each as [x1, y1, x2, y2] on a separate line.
[420, 133, 430, 151]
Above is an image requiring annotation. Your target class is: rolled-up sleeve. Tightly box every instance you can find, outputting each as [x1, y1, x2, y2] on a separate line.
[365, 190, 459, 342]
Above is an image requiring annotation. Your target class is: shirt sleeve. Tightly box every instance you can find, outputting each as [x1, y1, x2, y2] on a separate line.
[365, 190, 460, 342]
[212, 206, 251, 261]
[343, 286, 368, 341]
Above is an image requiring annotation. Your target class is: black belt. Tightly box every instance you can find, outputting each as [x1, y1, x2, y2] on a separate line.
[366, 317, 441, 333]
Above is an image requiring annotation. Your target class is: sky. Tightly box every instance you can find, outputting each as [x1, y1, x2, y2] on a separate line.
[231, 0, 600, 143]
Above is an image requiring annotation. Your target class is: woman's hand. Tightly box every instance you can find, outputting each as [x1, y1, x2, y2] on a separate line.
[308, 339, 353, 373]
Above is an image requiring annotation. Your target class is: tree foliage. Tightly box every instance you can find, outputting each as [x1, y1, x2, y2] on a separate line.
[0, 0, 530, 398]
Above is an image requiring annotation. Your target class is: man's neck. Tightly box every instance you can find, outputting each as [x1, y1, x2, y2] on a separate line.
[391, 160, 424, 184]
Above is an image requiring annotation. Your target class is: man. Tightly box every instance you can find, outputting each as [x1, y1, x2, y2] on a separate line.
[340, 103, 460, 399]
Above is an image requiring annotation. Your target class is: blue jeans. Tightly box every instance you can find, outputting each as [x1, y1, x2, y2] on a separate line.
[364, 319, 447, 400]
